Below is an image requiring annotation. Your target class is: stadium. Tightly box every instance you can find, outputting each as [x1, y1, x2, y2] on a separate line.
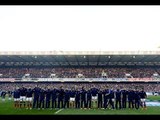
[0, 51, 160, 115]
[1, 6, 160, 115]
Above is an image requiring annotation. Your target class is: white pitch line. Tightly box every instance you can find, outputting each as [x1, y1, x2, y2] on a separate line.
[54, 109, 63, 114]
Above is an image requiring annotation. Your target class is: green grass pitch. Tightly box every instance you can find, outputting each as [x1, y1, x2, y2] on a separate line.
[147, 95, 160, 101]
[0, 96, 160, 115]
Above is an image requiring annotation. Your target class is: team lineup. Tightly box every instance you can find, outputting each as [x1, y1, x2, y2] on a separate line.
[11, 85, 147, 110]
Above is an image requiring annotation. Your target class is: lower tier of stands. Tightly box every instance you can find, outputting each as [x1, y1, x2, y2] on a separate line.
[0, 82, 160, 92]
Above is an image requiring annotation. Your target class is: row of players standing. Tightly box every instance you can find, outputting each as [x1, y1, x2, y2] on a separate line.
[13, 85, 147, 110]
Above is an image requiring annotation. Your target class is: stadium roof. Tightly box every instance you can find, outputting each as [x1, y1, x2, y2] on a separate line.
[1, 51, 160, 55]
[0, 51, 160, 67]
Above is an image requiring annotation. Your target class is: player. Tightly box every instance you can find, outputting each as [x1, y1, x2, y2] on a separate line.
[115, 89, 122, 110]
[139, 88, 147, 110]
[1, 90, 7, 102]
[8, 90, 12, 100]
[75, 88, 80, 109]
[90, 85, 98, 108]
[51, 86, 58, 109]
[26, 87, 33, 109]
[86, 89, 92, 109]
[13, 87, 20, 108]
[57, 86, 65, 109]
[19, 86, 27, 108]
[33, 85, 40, 109]
[108, 88, 115, 110]
[103, 86, 110, 109]
[128, 89, 135, 109]
[134, 88, 140, 110]
[0, 90, 2, 97]
[69, 87, 76, 108]
[97, 89, 103, 109]
[121, 88, 128, 109]
[39, 87, 46, 109]
[64, 88, 70, 109]
[45, 86, 51, 109]
[80, 86, 87, 109]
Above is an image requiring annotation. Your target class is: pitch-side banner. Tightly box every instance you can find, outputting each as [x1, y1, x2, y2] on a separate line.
[0, 78, 15, 82]
[37, 78, 128, 82]
[128, 78, 153, 81]
[1, 78, 159, 82]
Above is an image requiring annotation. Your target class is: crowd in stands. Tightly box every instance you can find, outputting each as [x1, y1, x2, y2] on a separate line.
[0, 83, 160, 92]
[0, 67, 159, 78]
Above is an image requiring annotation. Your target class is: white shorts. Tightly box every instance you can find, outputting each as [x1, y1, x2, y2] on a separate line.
[141, 99, 146, 102]
[112, 98, 115, 102]
[92, 96, 98, 101]
[70, 97, 75, 102]
[20, 96, 26, 101]
[14, 98, 20, 101]
[26, 97, 33, 102]
[8, 98, 12, 100]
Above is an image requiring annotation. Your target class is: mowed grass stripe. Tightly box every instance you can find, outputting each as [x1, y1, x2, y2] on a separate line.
[54, 109, 63, 114]
[56, 107, 160, 115]
[0, 98, 57, 115]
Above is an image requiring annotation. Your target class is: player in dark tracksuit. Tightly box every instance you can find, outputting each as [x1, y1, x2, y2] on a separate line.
[75, 89, 80, 109]
[69, 88, 76, 108]
[19, 87, 27, 108]
[115, 89, 122, 109]
[139, 88, 147, 110]
[45, 88, 51, 109]
[57, 86, 65, 109]
[121, 89, 128, 109]
[109, 89, 115, 110]
[98, 90, 103, 109]
[64, 89, 70, 109]
[8, 91, 12, 100]
[103, 88, 110, 109]
[13, 88, 20, 108]
[1, 91, 6, 101]
[90, 87, 98, 108]
[39, 88, 45, 109]
[80, 87, 87, 109]
[51, 87, 58, 109]
[134, 90, 140, 110]
[33, 86, 40, 109]
[26, 87, 33, 109]
[86, 89, 92, 109]
[128, 90, 135, 109]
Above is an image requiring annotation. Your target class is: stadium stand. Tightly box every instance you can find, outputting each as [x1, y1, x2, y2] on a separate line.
[0, 51, 160, 92]
[0, 82, 160, 92]
[0, 67, 158, 78]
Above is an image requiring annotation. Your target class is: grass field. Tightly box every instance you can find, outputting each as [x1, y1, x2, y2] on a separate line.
[0, 96, 160, 115]
[147, 95, 160, 101]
